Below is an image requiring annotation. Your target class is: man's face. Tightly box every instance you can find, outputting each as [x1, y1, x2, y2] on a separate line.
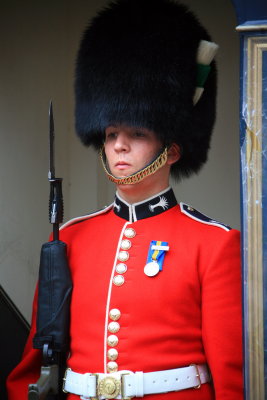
[104, 125, 163, 178]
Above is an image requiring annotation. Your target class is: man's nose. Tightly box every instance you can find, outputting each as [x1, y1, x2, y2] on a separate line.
[114, 135, 130, 152]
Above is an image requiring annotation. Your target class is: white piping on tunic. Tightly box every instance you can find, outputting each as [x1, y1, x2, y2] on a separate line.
[132, 206, 137, 223]
[103, 221, 131, 373]
[59, 204, 113, 230]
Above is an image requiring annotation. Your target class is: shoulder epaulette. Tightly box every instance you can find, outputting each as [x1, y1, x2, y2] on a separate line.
[60, 204, 113, 230]
[180, 202, 231, 232]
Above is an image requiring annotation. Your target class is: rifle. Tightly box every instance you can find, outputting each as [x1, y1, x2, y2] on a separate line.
[28, 102, 73, 400]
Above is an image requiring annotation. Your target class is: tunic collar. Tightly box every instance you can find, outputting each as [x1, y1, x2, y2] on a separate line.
[113, 187, 177, 222]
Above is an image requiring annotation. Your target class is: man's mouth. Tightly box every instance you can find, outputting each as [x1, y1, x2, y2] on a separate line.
[115, 161, 131, 170]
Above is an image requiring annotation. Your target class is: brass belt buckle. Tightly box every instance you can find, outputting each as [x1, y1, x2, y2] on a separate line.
[98, 375, 121, 399]
[190, 364, 201, 389]
[93, 372, 132, 400]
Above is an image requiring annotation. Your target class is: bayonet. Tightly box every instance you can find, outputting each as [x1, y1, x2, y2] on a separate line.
[48, 101, 55, 181]
[47, 101, 63, 238]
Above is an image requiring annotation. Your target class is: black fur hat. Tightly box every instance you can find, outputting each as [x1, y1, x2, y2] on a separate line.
[75, 0, 217, 179]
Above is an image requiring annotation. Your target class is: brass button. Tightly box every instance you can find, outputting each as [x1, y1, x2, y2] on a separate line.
[124, 228, 136, 238]
[115, 263, 127, 274]
[108, 321, 120, 333]
[107, 348, 118, 361]
[109, 308, 121, 321]
[113, 275, 125, 286]
[107, 335, 118, 347]
[107, 361, 118, 373]
[120, 239, 131, 250]
[118, 251, 129, 262]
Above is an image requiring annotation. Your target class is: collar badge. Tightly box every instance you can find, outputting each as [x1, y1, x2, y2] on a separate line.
[149, 196, 169, 213]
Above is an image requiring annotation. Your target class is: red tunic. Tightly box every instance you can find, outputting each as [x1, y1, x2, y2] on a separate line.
[7, 189, 243, 399]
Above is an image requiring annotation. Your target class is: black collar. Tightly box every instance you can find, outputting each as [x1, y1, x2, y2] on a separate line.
[113, 187, 177, 222]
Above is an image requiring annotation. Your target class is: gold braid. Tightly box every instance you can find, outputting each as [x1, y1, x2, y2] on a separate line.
[99, 147, 168, 185]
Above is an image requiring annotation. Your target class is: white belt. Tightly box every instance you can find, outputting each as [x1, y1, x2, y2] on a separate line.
[63, 364, 210, 399]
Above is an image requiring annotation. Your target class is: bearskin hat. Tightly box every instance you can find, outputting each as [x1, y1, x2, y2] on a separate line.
[75, 0, 217, 179]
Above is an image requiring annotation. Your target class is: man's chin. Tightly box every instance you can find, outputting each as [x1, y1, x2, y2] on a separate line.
[111, 169, 134, 179]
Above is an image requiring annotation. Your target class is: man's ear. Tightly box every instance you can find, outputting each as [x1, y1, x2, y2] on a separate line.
[167, 143, 181, 165]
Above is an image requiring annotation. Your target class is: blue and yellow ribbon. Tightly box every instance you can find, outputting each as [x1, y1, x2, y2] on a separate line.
[147, 240, 169, 271]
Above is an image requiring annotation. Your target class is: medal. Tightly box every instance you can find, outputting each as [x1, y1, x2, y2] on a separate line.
[144, 261, 160, 277]
[144, 240, 169, 277]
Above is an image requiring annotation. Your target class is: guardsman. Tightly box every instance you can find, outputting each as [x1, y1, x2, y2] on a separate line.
[7, 0, 243, 399]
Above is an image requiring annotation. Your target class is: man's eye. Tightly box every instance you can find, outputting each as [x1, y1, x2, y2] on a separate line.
[106, 132, 117, 140]
[134, 131, 146, 138]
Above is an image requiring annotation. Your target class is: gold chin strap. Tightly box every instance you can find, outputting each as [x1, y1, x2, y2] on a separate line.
[99, 147, 168, 185]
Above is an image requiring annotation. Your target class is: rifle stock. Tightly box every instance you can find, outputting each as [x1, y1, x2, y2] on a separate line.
[28, 365, 58, 400]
